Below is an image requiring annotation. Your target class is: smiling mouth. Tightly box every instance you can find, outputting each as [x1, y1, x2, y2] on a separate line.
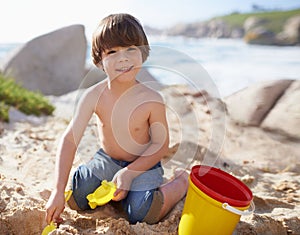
[116, 65, 134, 73]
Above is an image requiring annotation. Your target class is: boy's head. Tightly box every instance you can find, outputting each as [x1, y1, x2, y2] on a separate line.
[92, 13, 150, 66]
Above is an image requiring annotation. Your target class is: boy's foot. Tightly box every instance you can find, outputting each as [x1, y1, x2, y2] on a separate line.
[172, 168, 189, 197]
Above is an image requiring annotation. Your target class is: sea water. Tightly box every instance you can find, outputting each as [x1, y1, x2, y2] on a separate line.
[1, 36, 300, 97]
[147, 36, 300, 97]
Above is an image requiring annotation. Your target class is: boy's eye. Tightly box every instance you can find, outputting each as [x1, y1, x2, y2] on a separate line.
[127, 47, 136, 51]
[107, 50, 116, 55]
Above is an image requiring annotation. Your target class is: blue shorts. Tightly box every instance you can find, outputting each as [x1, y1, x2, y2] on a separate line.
[70, 149, 164, 223]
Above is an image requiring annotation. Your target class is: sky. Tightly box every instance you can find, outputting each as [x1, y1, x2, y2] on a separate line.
[1, 0, 300, 43]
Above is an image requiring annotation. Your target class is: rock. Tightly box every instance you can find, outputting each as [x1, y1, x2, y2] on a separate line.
[283, 15, 300, 40]
[158, 13, 300, 45]
[276, 15, 300, 45]
[244, 15, 300, 46]
[244, 26, 277, 45]
[243, 16, 268, 32]
[165, 19, 242, 39]
[206, 19, 231, 38]
[225, 80, 293, 126]
[230, 28, 244, 38]
[136, 68, 164, 90]
[262, 80, 300, 139]
[8, 107, 46, 125]
[80, 65, 106, 89]
[166, 22, 202, 38]
[1, 24, 87, 95]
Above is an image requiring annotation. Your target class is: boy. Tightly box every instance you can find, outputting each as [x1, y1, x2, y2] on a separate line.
[45, 13, 188, 225]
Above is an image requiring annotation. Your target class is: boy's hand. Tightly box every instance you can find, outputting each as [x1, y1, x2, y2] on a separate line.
[112, 167, 135, 201]
[45, 190, 65, 224]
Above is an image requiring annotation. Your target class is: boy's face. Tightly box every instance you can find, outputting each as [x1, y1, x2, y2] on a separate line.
[101, 45, 143, 83]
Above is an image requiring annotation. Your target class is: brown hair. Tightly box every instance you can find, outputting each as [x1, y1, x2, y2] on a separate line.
[92, 13, 150, 66]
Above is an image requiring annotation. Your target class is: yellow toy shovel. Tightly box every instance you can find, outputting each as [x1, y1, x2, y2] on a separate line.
[86, 180, 116, 209]
[41, 221, 56, 235]
[41, 190, 73, 235]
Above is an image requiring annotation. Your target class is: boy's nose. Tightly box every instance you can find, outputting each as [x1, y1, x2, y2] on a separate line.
[117, 50, 129, 62]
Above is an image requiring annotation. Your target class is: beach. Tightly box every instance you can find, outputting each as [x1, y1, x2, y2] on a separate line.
[1, 28, 300, 234]
[0, 82, 299, 234]
[1, 2, 300, 233]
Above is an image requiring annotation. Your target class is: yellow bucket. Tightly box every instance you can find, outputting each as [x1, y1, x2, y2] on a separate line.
[178, 165, 254, 235]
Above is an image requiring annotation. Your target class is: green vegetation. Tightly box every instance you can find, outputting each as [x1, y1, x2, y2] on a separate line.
[214, 8, 300, 33]
[0, 101, 9, 122]
[0, 73, 55, 122]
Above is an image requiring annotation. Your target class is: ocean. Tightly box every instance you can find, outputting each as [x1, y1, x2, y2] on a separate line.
[1, 36, 300, 97]
[147, 36, 300, 97]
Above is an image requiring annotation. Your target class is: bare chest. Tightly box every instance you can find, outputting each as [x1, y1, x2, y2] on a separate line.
[96, 96, 151, 143]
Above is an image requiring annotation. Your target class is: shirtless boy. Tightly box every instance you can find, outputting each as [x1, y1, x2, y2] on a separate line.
[45, 13, 188, 225]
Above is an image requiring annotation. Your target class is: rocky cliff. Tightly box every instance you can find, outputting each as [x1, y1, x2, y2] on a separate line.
[162, 9, 300, 46]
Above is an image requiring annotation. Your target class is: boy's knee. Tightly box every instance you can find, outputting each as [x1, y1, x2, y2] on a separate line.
[142, 190, 164, 224]
[70, 165, 101, 210]
[126, 189, 164, 224]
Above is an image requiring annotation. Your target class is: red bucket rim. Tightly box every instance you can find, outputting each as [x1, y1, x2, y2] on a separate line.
[190, 165, 253, 207]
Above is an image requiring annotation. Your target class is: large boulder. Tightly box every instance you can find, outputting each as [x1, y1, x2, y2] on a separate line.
[225, 80, 293, 126]
[261, 80, 300, 139]
[243, 16, 268, 32]
[244, 26, 277, 45]
[276, 15, 300, 45]
[243, 16, 275, 45]
[1, 24, 87, 95]
[284, 16, 300, 41]
[80, 65, 106, 89]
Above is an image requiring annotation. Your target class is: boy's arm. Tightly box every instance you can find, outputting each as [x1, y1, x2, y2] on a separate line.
[45, 86, 98, 223]
[55, 87, 98, 191]
[128, 100, 169, 171]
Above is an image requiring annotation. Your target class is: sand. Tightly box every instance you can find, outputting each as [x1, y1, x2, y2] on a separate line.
[0, 84, 299, 235]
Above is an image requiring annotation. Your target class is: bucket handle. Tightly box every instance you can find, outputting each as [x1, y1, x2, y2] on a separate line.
[222, 201, 255, 216]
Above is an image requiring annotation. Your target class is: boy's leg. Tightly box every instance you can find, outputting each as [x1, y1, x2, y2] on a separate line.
[123, 189, 163, 224]
[68, 149, 122, 210]
[158, 169, 189, 220]
[68, 164, 103, 210]
[142, 189, 164, 224]
[122, 162, 165, 224]
[123, 169, 189, 224]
